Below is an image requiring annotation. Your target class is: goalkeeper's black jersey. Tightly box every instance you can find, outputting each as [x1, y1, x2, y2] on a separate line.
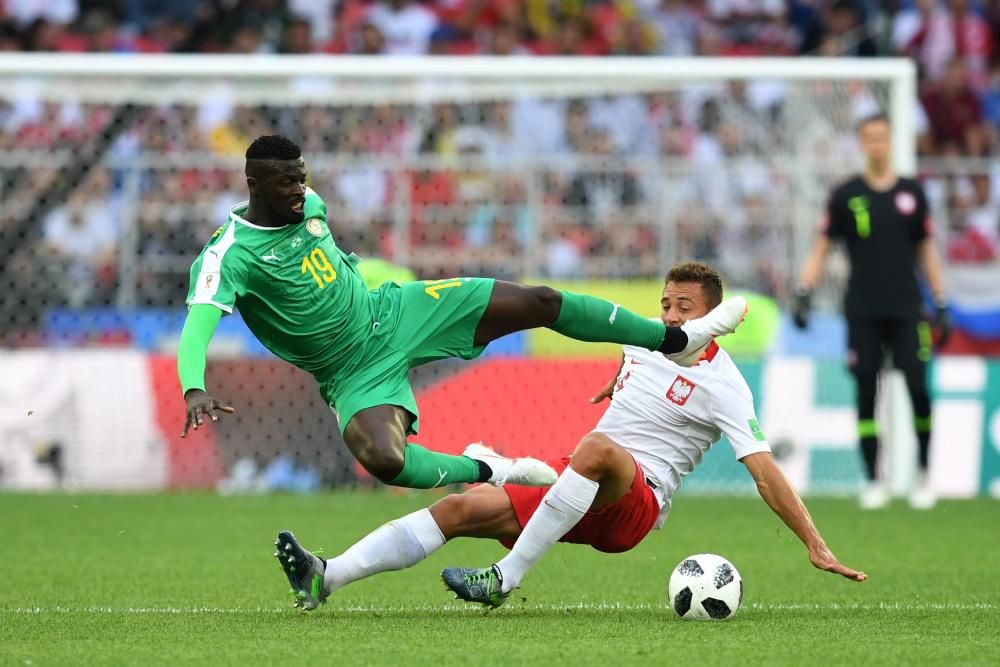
[822, 175, 931, 320]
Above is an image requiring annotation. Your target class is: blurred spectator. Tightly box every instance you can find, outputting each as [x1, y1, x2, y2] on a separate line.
[41, 168, 120, 307]
[787, 0, 822, 52]
[331, 131, 389, 229]
[561, 99, 591, 156]
[281, 16, 314, 54]
[707, 0, 793, 55]
[409, 168, 457, 248]
[467, 177, 534, 251]
[533, 17, 606, 55]
[609, 19, 658, 56]
[299, 105, 337, 154]
[226, 22, 264, 54]
[84, 10, 130, 52]
[921, 58, 990, 154]
[445, 125, 497, 202]
[565, 130, 641, 227]
[509, 96, 567, 157]
[590, 94, 657, 155]
[124, 0, 202, 31]
[236, 0, 291, 53]
[482, 21, 530, 55]
[0, 21, 20, 50]
[132, 16, 192, 52]
[980, 60, 1000, 139]
[643, 0, 703, 56]
[287, 0, 340, 44]
[894, 0, 993, 88]
[816, 0, 876, 57]
[365, 0, 439, 55]
[544, 219, 587, 278]
[892, 0, 937, 59]
[418, 102, 460, 155]
[438, 0, 525, 41]
[694, 17, 728, 54]
[356, 22, 386, 54]
[693, 121, 771, 227]
[5, 0, 78, 27]
[22, 18, 86, 51]
[945, 174, 1000, 262]
[480, 101, 520, 159]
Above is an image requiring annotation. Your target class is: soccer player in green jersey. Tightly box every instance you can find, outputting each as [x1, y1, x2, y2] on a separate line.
[178, 135, 747, 493]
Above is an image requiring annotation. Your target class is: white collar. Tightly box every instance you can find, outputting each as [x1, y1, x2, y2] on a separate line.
[228, 201, 295, 231]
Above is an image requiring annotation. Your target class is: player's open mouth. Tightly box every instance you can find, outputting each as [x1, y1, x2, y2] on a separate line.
[291, 200, 304, 213]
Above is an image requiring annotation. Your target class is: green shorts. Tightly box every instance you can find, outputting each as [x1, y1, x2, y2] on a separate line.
[317, 277, 496, 435]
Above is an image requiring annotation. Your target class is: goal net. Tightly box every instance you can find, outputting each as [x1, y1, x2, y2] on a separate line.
[0, 55, 916, 493]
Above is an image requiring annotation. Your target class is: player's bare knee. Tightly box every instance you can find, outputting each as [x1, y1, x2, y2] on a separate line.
[357, 445, 405, 482]
[429, 494, 468, 539]
[570, 433, 616, 479]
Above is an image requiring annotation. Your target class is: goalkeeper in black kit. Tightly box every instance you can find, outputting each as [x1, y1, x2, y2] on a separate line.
[793, 114, 950, 510]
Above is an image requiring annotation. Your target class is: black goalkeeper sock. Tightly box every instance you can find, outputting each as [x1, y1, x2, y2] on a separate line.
[860, 436, 879, 481]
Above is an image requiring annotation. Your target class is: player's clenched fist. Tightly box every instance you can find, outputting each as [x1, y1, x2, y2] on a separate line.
[181, 389, 235, 437]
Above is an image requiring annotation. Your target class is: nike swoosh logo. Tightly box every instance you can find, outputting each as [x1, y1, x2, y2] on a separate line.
[542, 499, 567, 515]
[609, 303, 621, 324]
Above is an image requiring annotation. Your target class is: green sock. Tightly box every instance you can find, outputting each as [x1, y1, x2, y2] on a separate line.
[551, 290, 666, 351]
[388, 443, 483, 489]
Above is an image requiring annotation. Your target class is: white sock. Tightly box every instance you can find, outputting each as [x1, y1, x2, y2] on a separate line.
[495, 466, 599, 593]
[324, 508, 445, 593]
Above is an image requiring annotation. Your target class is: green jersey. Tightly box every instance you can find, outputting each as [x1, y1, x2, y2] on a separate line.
[185, 189, 372, 379]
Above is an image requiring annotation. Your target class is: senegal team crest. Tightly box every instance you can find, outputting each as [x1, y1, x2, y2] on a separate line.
[306, 218, 325, 237]
[666, 375, 696, 406]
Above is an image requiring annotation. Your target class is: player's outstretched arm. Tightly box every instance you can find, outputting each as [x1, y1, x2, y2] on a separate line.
[918, 237, 952, 346]
[178, 304, 235, 437]
[741, 451, 867, 582]
[796, 235, 831, 293]
[792, 236, 831, 329]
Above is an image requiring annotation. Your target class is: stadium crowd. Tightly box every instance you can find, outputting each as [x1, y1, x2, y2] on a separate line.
[0, 0, 999, 331]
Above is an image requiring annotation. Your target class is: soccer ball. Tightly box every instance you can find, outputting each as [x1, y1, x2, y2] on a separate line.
[668, 553, 743, 620]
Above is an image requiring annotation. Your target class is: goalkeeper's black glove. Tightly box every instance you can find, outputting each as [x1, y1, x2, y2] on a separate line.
[933, 298, 952, 348]
[792, 287, 811, 330]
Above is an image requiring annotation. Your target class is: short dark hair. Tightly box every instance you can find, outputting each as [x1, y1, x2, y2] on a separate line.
[856, 113, 890, 133]
[665, 261, 723, 308]
[245, 135, 302, 161]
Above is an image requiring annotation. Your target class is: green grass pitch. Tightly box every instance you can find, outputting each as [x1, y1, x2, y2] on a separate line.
[3, 492, 998, 666]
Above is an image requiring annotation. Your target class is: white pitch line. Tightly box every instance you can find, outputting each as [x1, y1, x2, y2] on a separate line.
[2, 602, 995, 615]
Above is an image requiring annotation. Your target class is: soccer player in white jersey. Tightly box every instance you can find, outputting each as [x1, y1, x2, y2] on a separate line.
[274, 262, 866, 610]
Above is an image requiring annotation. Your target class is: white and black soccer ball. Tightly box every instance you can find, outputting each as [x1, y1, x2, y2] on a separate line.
[668, 553, 743, 620]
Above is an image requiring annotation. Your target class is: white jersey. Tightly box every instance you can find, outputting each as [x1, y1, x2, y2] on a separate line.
[594, 342, 770, 528]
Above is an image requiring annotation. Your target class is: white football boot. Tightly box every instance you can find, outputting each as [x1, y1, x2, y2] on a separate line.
[859, 481, 890, 510]
[908, 472, 937, 510]
[463, 442, 557, 487]
[667, 296, 749, 367]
